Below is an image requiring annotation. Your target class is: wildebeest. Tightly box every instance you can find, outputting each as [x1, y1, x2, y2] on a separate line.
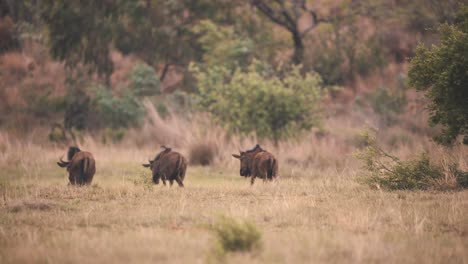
[232, 144, 278, 185]
[57, 146, 96, 185]
[142, 145, 187, 187]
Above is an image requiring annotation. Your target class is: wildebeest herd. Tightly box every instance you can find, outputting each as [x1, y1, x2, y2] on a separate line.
[57, 144, 278, 186]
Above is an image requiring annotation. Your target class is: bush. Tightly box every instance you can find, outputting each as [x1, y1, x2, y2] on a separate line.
[132, 169, 153, 190]
[189, 142, 217, 166]
[92, 85, 145, 129]
[355, 131, 467, 190]
[190, 60, 325, 142]
[129, 63, 160, 96]
[48, 124, 66, 142]
[212, 217, 261, 254]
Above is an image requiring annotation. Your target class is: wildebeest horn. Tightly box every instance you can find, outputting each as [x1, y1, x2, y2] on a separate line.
[57, 155, 69, 168]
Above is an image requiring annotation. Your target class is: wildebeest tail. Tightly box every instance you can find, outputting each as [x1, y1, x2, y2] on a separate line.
[268, 158, 277, 179]
[174, 156, 182, 177]
[81, 157, 89, 185]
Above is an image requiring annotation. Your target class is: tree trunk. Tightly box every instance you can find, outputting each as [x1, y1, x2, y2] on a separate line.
[159, 63, 171, 82]
[291, 30, 304, 65]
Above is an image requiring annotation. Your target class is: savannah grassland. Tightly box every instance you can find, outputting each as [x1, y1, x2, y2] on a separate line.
[0, 113, 467, 264]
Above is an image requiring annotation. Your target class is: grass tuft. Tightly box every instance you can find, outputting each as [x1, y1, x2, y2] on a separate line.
[212, 216, 262, 254]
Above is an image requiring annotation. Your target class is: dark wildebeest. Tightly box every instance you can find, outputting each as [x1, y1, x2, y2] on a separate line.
[232, 144, 278, 185]
[142, 145, 187, 187]
[57, 146, 96, 185]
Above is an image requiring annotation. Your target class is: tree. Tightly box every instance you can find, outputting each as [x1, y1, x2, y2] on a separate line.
[408, 5, 468, 145]
[41, 0, 117, 84]
[249, 0, 365, 65]
[39, 0, 244, 86]
[190, 60, 325, 142]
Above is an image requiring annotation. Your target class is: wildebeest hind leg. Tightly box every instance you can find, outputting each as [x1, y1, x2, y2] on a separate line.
[175, 176, 184, 187]
[169, 180, 174, 186]
[251, 176, 256, 185]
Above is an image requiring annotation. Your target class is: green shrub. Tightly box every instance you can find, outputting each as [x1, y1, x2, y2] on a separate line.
[92, 85, 145, 129]
[48, 124, 67, 142]
[454, 168, 468, 188]
[355, 131, 467, 190]
[132, 170, 153, 190]
[129, 63, 160, 96]
[212, 217, 261, 254]
[190, 60, 325, 142]
[155, 101, 169, 119]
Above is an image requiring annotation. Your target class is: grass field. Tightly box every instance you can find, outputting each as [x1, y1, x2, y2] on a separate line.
[0, 141, 467, 264]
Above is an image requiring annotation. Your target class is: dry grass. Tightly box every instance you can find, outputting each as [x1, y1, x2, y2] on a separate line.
[0, 123, 467, 263]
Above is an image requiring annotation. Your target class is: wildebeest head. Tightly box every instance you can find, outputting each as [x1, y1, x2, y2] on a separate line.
[232, 144, 264, 177]
[142, 145, 172, 170]
[57, 146, 81, 168]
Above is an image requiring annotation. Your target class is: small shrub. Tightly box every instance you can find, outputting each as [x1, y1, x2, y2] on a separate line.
[355, 131, 467, 190]
[189, 142, 217, 166]
[453, 167, 468, 188]
[92, 85, 145, 129]
[212, 217, 262, 255]
[129, 63, 160, 96]
[132, 170, 153, 190]
[155, 101, 169, 119]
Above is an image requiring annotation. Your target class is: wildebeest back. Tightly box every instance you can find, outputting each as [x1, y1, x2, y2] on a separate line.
[144, 148, 187, 187]
[67, 151, 96, 185]
[232, 144, 278, 185]
[253, 151, 278, 180]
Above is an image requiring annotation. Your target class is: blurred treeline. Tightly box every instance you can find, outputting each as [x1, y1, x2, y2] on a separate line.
[0, 0, 464, 141]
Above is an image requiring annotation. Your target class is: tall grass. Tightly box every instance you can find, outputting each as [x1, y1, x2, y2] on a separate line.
[1, 98, 466, 182]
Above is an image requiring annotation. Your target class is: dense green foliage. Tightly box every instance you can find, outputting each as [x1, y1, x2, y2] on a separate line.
[409, 6, 468, 145]
[91, 62, 162, 129]
[40, 0, 116, 81]
[355, 131, 468, 190]
[129, 63, 160, 96]
[92, 85, 144, 129]
[191, 61, 324, 141]
[192, 20, 255, 70]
